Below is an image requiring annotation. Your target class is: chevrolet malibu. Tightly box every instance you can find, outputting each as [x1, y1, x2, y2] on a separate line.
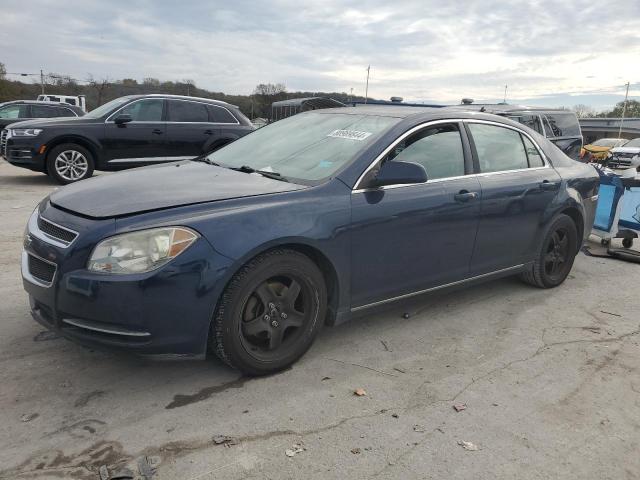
[22, 106, 600, 375]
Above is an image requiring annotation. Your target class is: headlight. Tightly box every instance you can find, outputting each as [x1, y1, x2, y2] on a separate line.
[87, 227, 199, 274]
[11, 128, 43, 137]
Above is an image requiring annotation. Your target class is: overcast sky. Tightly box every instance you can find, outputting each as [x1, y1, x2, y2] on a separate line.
[1, 0, 639, 110]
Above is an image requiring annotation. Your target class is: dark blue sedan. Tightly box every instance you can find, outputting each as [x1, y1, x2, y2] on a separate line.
[22, 106, 599, 374]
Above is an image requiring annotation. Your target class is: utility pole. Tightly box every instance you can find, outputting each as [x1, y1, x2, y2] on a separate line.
[503, 85, 508, 103]
[364, 65, 370, 104]
[618, 81, 630, 139]
[349, 87, 353, 104]
[40, 69, 45, 94]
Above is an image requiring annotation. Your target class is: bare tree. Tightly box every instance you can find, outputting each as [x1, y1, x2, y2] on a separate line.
[572, 104, 595, 118]
[0, 62, 6, 80]
[87, 75, 111, 107]
[252, 83, 287, 118]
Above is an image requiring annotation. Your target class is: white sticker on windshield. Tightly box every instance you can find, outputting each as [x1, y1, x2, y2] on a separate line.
[327, 129, 372, 141]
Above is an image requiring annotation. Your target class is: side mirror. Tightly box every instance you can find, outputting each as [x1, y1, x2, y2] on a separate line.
[114, 113, 133, 125]
[371, 160, 427, 188]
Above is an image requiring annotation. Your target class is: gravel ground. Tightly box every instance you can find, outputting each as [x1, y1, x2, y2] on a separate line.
[0, 161, 638, 480]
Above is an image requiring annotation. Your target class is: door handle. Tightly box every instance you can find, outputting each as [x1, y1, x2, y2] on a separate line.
[454, 190, 479, 202]
[152, 129, 163, 135]
[204, 129, 214, 135]
[540, 180, 559, 191]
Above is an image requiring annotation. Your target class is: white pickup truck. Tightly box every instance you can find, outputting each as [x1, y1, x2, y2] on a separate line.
[36, 94, 86, 112]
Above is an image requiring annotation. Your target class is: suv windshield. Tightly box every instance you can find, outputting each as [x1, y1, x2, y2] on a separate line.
[206, 112, 399, 184]
[85, 97, 135, 119]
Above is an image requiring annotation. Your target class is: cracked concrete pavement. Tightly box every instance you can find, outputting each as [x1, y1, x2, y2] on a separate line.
[0, 161, 639, 479]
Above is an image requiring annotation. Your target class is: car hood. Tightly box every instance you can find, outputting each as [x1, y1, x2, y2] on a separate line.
[583, 144, 612, 153]
[7, 116, 95, 129]
[610, 146, 640, 155]
[49, 161, 307, 218]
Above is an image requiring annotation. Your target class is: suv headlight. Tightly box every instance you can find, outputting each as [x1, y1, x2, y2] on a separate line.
[87, 227, 199, 274]
[11, 128, 43, 137]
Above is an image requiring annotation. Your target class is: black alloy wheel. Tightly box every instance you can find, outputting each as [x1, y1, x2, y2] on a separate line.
[239, 275, 311, 360]
[211, 249, 326, 375]
[520, 214, 578, 288]
[543, 228, 571, 282]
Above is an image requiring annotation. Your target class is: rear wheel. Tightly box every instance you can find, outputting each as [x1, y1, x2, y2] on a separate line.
[46, 143, 94, 184]
[211, 249, 326, 375]
[520, 214, 578, 288]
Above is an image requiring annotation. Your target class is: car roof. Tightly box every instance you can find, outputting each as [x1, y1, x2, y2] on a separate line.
[447, 103, 575, 115]
[313, 105, 535, 126]
[0, 99, 83, 109]
[126, 94, 237, 108]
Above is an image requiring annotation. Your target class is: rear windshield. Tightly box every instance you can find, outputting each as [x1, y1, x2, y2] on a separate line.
[544, 113, 581, 137]
[207, 112, 399, 184]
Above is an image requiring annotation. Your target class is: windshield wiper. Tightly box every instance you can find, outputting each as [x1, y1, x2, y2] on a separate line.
[191, 155, 221, 166]
[232, 165, 289, 182]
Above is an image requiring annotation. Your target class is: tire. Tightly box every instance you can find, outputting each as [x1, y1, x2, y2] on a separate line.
[520, 214, 578, 288]
[211, 249, 327, 375]
[622, 238, 633, 249]
[46, 143, 94, 184]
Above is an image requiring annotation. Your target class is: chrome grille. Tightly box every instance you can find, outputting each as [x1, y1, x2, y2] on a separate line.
[38, 216, 78, 245]
[27, 253, 56, 286]
[0, 129, 7, 158]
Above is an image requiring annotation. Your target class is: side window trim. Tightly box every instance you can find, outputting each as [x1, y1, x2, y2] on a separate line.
[463, 119, 550, 174]
[168, 99, 209, 123]
[353, 119, 472, 191]
[208, 104, 240, 124]
[105, 98, 166, 123]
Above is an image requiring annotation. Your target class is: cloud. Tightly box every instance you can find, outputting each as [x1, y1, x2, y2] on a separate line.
[1, 0, 639, 109]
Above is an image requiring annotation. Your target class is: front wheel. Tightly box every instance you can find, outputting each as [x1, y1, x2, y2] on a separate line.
[520, 214, 578, 288]
[46, 143, 95, 184]
[211, 249, 327, 375]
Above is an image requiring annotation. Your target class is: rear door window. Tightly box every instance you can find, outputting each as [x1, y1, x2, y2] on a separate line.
[168, 100, 209, 122]
[507, 114, 542, 134]
[31, 105, 62, 118]
[468, 123, 528, 173]
[208, 105, 238, 123]
[57, 107, 77, 117]
[521, 135, 544, 167]
[544, 113, 580, 137]
[385, 123, 465, 180]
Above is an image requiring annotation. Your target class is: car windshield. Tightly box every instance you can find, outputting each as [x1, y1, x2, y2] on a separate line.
[206, 112, 399, 184]
[593, 138, 624, 147]
[85, 97, 134, 119]
[622, 138, 640, 148]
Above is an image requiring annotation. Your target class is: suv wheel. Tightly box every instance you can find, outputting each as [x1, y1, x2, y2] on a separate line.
[47, 143, 95, 184]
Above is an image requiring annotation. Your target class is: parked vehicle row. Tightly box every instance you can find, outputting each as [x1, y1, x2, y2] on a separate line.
[21, 105, 600, 374]
[1, 94, 254, 183]
[452, 104, 584, 160]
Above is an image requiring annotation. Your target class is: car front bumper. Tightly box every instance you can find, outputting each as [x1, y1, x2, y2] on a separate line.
[22, 202, 233, 358]
[4, 134, 47, 171]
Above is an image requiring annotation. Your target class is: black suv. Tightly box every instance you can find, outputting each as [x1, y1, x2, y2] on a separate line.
[452, 104, 583, 160]
[0, 100, 84, 129]
[1, 94, 254, 184]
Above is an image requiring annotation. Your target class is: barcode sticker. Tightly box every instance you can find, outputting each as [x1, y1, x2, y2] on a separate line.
[327, 129, 372, 141]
